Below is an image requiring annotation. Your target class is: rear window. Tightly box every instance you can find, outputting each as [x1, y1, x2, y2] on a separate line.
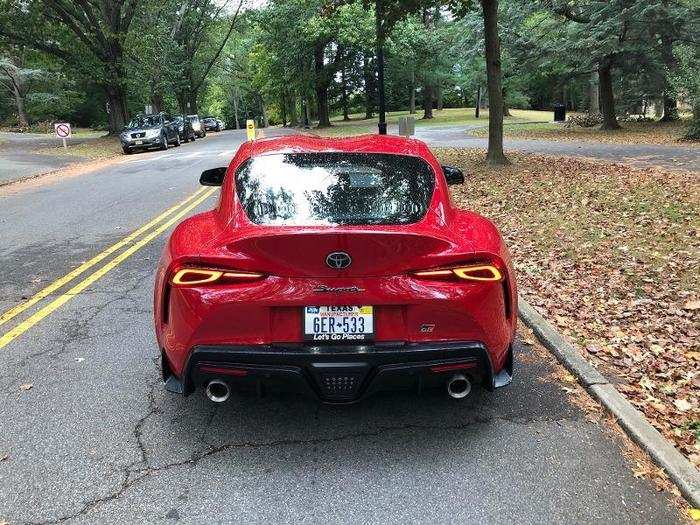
[235, 152, 435, 226]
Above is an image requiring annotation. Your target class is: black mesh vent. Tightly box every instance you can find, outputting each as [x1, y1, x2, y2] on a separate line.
[319, 373, 363, 398]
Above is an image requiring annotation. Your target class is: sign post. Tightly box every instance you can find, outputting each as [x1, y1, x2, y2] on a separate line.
[246, 119, 255, 141]
[54, 122, 72, 150]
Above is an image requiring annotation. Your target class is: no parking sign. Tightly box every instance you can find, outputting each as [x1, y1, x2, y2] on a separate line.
[54, 122, 71, 139]
[54, 122, 71, 149]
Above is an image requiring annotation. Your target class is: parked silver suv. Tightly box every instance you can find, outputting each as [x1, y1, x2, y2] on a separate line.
[120, 113, 181, 154]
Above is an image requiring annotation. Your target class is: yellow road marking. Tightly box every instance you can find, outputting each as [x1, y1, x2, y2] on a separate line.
[0, 187, 208, 327]
[0, 187, 216, 350]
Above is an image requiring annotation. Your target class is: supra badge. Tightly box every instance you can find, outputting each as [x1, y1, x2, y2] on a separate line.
[325, 251, 352, 269]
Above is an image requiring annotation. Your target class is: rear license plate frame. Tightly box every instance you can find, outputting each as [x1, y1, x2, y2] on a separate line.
[303, 306, 374, 342]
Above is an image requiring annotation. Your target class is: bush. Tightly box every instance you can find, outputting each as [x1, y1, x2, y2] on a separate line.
[563, 113, 603, 128]
[619, 115, 655, 123]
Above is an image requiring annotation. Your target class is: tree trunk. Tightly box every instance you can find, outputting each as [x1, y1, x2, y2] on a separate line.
[502, 87, 511, 117]
[436, 83, 443, 111]
[105, 83, 129, 134]
[315, 85, 331, 127]
[660, 94, 678, 122]
[475, 86, 481, 118]
[151, 91, 164, 114]
[313, 43, 331, 128]
[684, 103, 700, 140]
[288, 93, 298, 127]
[409, 71, 416, 114]
[340, 66, 350, 121]
[658, 16, 679, 122]
[480, 0, 509, 165]
[280, 91, 287, 127]
[188, 93, 198, 114]
[422, 83, 434, 119]
[232, 88, 240, 129]
[363, 55, 375, 119]
[589, 71, 599, 113]
[11, 82, 28, 127]
[598, 58, 620, 130]
[259, 96, 268, 128]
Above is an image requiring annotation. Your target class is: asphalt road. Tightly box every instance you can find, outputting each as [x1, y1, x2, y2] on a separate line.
[404, 125, 700, 172]
[0, 130, 683, 524]
[0, 132, 105, 184]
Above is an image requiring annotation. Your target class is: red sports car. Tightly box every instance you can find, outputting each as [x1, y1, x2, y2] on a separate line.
[154, 135, 517, 404]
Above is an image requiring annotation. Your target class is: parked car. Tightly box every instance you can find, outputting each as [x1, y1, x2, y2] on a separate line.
[154, 135, 517, 405]
[187, 114, 206, 138]
[173, 115, 196, 143]
[216, 118, 225, 130]
[120, 113, 180, 154]
[202, 117, 222, 132]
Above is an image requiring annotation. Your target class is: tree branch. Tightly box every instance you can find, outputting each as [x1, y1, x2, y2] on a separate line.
[192, 0, 245, 93]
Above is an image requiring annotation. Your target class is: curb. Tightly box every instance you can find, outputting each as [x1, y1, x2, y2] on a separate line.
[518, 296, 700, 507]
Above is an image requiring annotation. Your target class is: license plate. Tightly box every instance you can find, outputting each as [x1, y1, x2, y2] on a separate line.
[135, 140, 143, 145]
[304, 306, 374, 342]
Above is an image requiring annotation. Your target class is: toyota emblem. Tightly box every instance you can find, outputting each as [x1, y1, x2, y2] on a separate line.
[325, 252, 352, 269]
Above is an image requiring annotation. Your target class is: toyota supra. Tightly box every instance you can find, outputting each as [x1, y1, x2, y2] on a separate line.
[154, 135, 517, 404]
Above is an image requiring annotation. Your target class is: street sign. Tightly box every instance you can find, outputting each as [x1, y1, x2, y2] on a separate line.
[246, 119, 255, 141]
[54, 122, 71, 150]
[55, 122, 71, 138]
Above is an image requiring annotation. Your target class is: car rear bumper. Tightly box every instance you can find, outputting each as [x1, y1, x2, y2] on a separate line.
[121, 137, 162, 149]
[162, 341, 513, 404]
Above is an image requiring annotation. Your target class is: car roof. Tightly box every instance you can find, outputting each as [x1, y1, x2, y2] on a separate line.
[245, 134, 426, 158]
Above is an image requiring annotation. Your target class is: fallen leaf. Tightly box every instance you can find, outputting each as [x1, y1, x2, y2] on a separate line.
[674, 399, 692, 412]
[19, 383, 32, 391]
[522, 338, 534, 346]
[0, 453, 8, 462]
[683, 300, 700, 311]
[586, 344, 600, 354]
[689, 508, 700, 521]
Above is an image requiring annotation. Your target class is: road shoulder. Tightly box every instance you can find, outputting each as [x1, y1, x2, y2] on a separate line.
[520, 297, 700, 508]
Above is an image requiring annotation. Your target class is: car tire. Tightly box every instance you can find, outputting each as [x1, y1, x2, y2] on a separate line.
[174, 133, 181, 147]
[122, 146, 132, 155]
[160, 134, 168, 150]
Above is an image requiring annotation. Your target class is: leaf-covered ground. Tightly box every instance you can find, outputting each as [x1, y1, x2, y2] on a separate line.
[436, 148, 700, 465]
[38, 135, 123, 160]
[467, 120, 698, 145]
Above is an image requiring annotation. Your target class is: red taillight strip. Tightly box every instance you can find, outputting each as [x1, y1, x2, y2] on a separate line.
[430, 362, 478, 373]
[199, 365, 249, 377]
[172, 269, 223, 285]
[413, 264, 502, 282]
[170, 268, 264, 286]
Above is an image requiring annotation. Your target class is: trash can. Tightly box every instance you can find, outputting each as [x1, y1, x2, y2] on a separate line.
[553, 104, 566, 122]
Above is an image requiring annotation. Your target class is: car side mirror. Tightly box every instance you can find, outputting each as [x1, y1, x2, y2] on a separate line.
[200, 167, 227, 186]
[442, 165, 465, 185]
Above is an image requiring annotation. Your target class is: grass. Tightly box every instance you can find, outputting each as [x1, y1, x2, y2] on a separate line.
[315, 107, 550, 137]
[436, 147, 700, 464]
[468, 118, 696, 145]
[38, 135, 123, 159]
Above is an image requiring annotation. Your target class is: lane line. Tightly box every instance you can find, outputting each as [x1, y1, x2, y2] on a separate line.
[0, 187, 216, 350]
[0, 186, 208, 327]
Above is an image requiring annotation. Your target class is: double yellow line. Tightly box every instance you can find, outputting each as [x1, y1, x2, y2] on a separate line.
[0, 186, 217, 349]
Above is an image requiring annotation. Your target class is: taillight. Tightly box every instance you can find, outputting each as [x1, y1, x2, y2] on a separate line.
[170, 267, 264, 286]
[413, 264, 502, 282]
